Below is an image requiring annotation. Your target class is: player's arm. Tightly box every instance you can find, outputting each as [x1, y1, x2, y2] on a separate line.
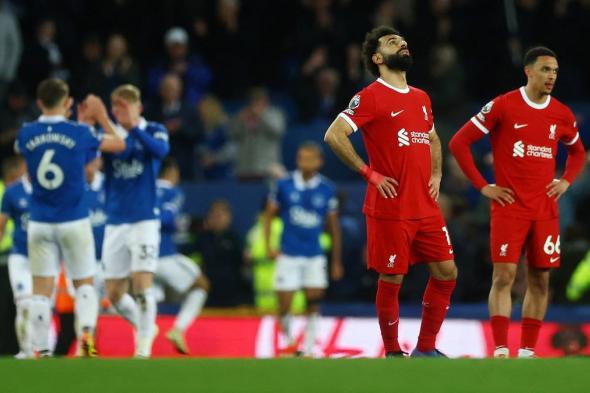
[262, 200, 280, 259]
[132, 125, 170, 159]
[80, 95, 126, 153]
[324, 117, 398, 198]
[429, 128, 442, 201]
[547, 136, 586, 200]
[0, 213, 8, 243]
[449, 121, 515, 206]
[326, 210, 343, 281]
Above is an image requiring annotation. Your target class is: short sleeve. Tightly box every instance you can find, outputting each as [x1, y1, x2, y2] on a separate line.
[559, 109, 580, 146]
[327, 187, 338, 212]
[1, 192, 13, 216]
[424, 93, 434, 132]
[470, 96, 504, 135]
[338, 89, 377, 132]
[150, 123, 169, 143]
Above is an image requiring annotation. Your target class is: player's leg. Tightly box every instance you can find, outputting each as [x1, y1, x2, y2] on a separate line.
[130, 220, 160, 358]
[488, 216, 530, 357]
[366, 216, 412, 357]
[411, 215, 457, 357]
[8, 254, 33, 358]
[274, 255, 301, 351]
[518, 218, 559, 358]
[301, 255, 330, 357]
[27, 221, 60, 357]
[103, 224, 139, 328]
[58, 218, 99, 357]
[158, 254, 209, 354]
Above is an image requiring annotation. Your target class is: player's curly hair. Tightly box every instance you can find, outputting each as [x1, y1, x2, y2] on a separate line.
[523, 46, 557, 66]
[362, 26, 400, 77]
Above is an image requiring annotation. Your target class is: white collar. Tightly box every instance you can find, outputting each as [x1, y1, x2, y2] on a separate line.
[38, 115, 66, 123]
[377, 78, 410, 94]
[156, 179, 174, 189]
[90, 172, 104, 191]
[22, 176, 32, 194]
[293, 170, 321, 190]
[519, 86, 551, 110]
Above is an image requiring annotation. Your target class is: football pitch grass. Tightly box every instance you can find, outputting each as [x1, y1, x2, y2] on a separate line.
[1, 358, 587, 393]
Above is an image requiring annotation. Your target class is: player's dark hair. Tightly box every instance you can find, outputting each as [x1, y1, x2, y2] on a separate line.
[36, 78, 69, 109]
[159, 156, 179, 178]
[523, 46, 557, 67]
[298, 140, 324, 156]
[362, 26, 401, 77]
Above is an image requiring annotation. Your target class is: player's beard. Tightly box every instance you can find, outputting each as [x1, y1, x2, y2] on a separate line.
[383, 51, 413, 72]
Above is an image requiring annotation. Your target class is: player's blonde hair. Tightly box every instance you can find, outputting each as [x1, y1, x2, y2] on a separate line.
[111, 84, 141, 103]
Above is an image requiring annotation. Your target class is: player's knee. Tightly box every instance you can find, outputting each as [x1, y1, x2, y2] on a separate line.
[492, 269, 516, 289]
[527, 274, 549, 295]
[193, 275, 210, 292]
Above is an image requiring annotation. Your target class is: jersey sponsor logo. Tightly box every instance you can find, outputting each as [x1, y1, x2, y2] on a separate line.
[391, 110, 404, 117]
[500, 243, 508, 257]
[513, 123, 528, 129]
[289, 206, 321, 228]
[112, 159, 145, 179]
[387, 254, 396, 268]
[397, 129, 429, 147]
[549, 124, 557, 140]
[398, 129, 410, 146]
[512, 141, 525, 157]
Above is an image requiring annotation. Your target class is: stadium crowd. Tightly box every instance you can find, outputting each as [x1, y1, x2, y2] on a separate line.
[1, 0, 590, 328]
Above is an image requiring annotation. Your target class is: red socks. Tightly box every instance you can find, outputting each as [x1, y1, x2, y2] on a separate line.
[490, 315, 509, 348]
[376, 280, 401, 353]
[520, 317, 542, 350]
[416, 278, 456, 352]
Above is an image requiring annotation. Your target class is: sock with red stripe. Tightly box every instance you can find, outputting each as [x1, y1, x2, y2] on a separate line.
[416, 278, 456, 352]
[376, 280, 401, 353]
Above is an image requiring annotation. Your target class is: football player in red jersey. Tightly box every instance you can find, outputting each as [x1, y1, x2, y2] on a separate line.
[324, 26, 457, 358]
[449, 47, 586, 358]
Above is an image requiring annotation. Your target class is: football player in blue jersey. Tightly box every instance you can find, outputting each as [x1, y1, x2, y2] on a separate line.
[0, 156, 32, 358]
[15, 78, 126, 357]
[155, 157, 209, 354]
[101, 84, 169, 358]
[263, 142, 343, 357]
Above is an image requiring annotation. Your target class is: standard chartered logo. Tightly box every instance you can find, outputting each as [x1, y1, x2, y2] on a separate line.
[513, 140, 525, 158]
[113, 159, 144, 179]
[398, 129, 410, 147]
[289, 206, 321, 228]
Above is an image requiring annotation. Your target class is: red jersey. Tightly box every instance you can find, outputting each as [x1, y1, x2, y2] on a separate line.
[339, 78, 439, 220]
[470, 87, 580, 219]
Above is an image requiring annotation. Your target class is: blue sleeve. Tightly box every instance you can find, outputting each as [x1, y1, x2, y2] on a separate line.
[1, 191, 13, 217]
[132, 124, 169, 159]
[81, 124, 102, 150]
[160, 189, 182, 231]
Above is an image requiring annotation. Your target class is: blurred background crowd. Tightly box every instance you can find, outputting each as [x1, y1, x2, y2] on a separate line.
[1, 0, 590, 314]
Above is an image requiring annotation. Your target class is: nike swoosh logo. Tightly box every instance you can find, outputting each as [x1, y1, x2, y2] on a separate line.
[391, 110, 404, 117]
[514, 123, 528, 129]
[550, 257, 560, 263]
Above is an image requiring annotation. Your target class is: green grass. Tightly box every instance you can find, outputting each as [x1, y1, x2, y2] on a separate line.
[0, 358, 588, 393]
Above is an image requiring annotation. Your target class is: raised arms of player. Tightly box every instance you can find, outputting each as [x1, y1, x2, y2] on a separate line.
[324, 117, 398, 199]
[448, 121, 515, 206]
[429, 129, 442, 201]
[78, 95, 126, 153]
[326, 210, 343, 281]
[132, 124, 170, 159]
[546, 133, 586, 200]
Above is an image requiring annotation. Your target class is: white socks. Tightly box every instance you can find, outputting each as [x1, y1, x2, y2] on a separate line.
[15, 298, 33, 355]
[304, 312, 319, 356]
[114, 293, 139, 328]
[174, 288, 207, 332]
[136, 288, 157, 340]
[29, 295, 52, 354]
[280, 314, 293, 345]
[74, 284, 98, 336]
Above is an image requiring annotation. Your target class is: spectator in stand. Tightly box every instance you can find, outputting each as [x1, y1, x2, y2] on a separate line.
[100, 34, 141, 102]
[0, 0, 22, 102]
[0, 82, 37, 159]
[70, 34, 104, 100]
[230, 87, 286, 181]
[194, 200, 250, 307]
[147, 26, 212, 104]
[148, 73, 198, 180]
[19, 18, 68, 96]
[296, 66, 345, 122]
[196, 95, 235, 180]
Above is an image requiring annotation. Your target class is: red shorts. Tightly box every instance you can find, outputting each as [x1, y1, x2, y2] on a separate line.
[490, 215, 560, 268]
[366, 213, 454, 275]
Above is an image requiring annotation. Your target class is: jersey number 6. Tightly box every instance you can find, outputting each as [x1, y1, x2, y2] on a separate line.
[37, 149, 64, 190]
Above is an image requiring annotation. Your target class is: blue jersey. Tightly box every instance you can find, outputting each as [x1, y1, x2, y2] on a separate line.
[0, 177, 31, 256]
[16, 115, 102, 223]
[157, 180, 184, 258]
[86, 173, 106, 260]
[271, 171, 338, 257]
[102, 118, 169, 224]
